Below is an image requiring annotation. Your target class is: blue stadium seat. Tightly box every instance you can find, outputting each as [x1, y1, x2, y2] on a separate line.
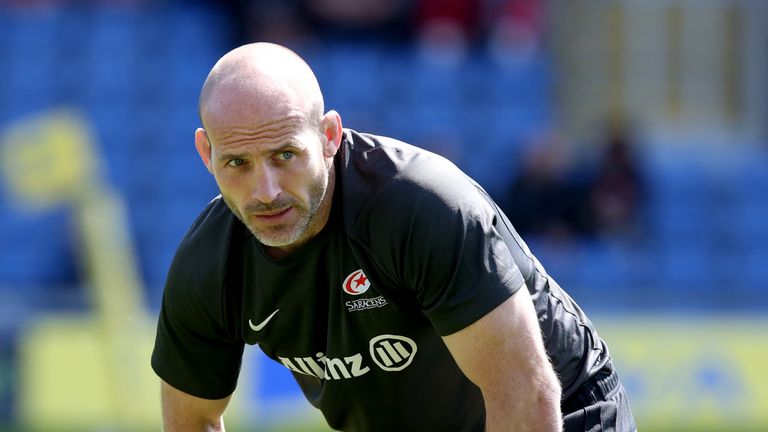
[526, 241, 580, 286]
[579, 242, 639, 290]
[0, 207, 77, 289]
[5, 8, 59, 51]
[163, 7, 227, 103]
[80, 8, 143, 102]
[657, 244, 714, 292]
[484, 52, 551, 107]
[405, 57, 466, 109]
[3, 12, 58, 113]
[17, 2, 766, 316]
[740, 250, 768, 290]
[650, 200, 711, 244]
[735, 204, 768, 246]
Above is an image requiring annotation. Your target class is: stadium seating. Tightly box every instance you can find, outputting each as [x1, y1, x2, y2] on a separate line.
[0, 3, 766, 314]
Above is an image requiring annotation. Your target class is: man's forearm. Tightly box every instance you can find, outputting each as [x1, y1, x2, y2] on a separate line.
[483, 368, 562, 432]
[162, 414, 225, 432]
[160, 381, 230, 432]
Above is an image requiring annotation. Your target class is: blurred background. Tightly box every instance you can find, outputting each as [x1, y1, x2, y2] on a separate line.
[0, 0, 767, 431]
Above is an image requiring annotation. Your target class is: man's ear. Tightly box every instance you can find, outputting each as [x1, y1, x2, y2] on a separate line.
[320, 110, 343, 158]
[194, 128, 214, 174]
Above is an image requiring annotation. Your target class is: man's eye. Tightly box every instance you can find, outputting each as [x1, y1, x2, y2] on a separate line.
[278, 151, 294, 161]
[227, 158, 246, 167]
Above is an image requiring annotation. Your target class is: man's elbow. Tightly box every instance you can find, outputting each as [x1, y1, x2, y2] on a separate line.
[531, 370, 563, 431]
[537, 378, 563, 428]
[484, 369, 562, 432]
[162, 416, 225, 432]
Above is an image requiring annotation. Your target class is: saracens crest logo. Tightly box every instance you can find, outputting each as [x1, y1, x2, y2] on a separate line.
[342, 269, 371, 295]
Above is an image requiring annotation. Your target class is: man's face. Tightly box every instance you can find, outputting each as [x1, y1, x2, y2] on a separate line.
[203, 115, 333, 251]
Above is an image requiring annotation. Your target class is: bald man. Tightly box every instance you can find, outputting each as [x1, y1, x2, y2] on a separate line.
[151, 43, 636, 432]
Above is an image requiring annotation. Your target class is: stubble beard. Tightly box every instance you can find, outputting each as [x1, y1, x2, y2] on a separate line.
[223, 172, 330, 249]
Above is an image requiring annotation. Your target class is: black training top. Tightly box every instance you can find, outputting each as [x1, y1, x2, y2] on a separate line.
[151, 129, 610, 431]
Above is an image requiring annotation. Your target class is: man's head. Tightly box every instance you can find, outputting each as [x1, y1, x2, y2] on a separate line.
[195, 43, 343, 258]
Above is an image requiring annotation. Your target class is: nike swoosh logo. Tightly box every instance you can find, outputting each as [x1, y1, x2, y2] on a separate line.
[249, 309, 279, 332]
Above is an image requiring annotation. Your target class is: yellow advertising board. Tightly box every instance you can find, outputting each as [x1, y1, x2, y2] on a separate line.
[593, 315, 768, 431]
[17, 314, 768, 431]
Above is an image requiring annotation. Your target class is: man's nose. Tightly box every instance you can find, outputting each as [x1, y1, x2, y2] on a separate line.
[251, 167, 282, 204]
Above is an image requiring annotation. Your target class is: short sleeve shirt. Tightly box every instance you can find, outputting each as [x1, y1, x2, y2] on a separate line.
[152, 130, 609, 431]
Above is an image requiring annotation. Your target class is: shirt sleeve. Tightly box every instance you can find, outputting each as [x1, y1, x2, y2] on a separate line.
[151, 199, 245, 400]
[363, 155, 526, 336]
[151, 282, 244, 399]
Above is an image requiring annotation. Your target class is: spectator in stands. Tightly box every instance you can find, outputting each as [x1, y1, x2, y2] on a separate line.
[585, 124, 646, 239]
[204, 0, 307, 47]
[415, 0, 483, 40]
[499, 130, 589, 243]
[485, 0, 545, 64]
[214, 0, 413, 46]
[413, 0, 482, 63]
[302, 0, 413, 41]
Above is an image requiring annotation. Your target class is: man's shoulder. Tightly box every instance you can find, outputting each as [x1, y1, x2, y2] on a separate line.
[342, 130, 462, 200]
[341, 129, 430, 177]
[339, 129, 488, 226]
[166, 196, 243, 295]
[177, 195, 239, 248]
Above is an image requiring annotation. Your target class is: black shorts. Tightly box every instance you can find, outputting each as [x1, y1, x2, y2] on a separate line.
[562, 362, 637, 432]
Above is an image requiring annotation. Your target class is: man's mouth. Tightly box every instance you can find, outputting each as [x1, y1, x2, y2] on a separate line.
[253, 207, 292, 221]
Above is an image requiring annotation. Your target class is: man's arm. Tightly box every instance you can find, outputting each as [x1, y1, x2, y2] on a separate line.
[442, 285, 562, 432]
[161, 379, 232, 432]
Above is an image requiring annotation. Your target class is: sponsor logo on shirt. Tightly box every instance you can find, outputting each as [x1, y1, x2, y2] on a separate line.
[342, 269, 370, 295]
[277, 334, 418, 380]
[278, 352, 370, 380]
[248, 309, 279, 332]
[369, 334, 418, 372]
[346, 295, 388, 312]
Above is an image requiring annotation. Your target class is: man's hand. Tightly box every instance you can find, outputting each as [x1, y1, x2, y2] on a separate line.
[442, 285, 562, 432]
[160, 380, 232, 432]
